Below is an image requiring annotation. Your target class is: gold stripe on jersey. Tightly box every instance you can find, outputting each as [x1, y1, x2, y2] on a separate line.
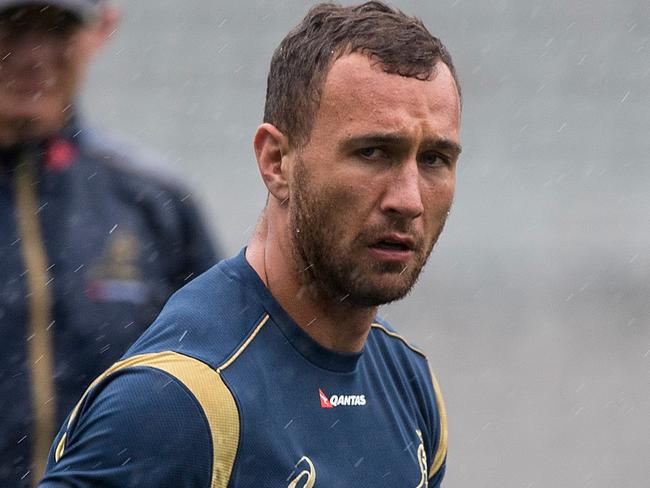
[370, 323, 427, 358]
[56, 351, 240, 488]
[428, 364, 448, 479]
[217, 314, 270, 372]
[368, 323, 447, 479]
[15, 156, 57, 486]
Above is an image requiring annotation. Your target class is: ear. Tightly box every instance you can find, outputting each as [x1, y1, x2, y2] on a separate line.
[87, 5, 121, 52]
[253, 123, 291, 203]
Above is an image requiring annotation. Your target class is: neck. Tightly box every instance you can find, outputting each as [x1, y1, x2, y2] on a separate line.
[247, 211, 375, 353]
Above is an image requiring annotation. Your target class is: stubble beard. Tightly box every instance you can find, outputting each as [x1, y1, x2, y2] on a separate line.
[288, 158, 450, 308]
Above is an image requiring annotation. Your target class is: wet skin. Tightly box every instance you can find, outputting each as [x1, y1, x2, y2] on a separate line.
[288, 53, 462, 307]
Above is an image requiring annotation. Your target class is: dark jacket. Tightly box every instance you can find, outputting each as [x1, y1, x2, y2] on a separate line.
[0, 117, 218, 486]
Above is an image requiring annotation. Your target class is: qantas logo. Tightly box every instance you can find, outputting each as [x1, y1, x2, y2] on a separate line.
[318, 389, 333, 408]
[318, 388, 366, 408]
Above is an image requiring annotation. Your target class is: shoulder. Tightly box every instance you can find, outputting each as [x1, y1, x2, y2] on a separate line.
[77, 125, 192, 198]
[366, 317, 437, 407]
[41, 254, 263, 487]
[368, 316, 448, 483]
[42, 354, 222, 487]
[367, 316, 438, 404]
[74, 126, 215, 254]
[369, 317, 428, 359]
[126, 254, 270, 370]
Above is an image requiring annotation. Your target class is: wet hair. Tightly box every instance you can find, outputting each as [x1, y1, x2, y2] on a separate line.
[263, 1, 460, 148]
[0, 6, 83, 35]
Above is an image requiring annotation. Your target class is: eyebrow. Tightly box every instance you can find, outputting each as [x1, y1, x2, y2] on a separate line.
[341, 132, 462, 158]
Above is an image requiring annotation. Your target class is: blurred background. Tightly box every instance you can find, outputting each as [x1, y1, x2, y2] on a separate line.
[83, 1, 649, 486]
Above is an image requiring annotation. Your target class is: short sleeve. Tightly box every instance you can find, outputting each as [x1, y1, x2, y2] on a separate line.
[38, 367, 213, 488]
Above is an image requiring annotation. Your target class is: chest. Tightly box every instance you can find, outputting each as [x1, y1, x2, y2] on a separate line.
[224, 348, 432, 487]
[233, 413, 430, 487]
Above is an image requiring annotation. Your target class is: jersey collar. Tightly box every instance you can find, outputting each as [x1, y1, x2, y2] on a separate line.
[228, 248, 364, 373]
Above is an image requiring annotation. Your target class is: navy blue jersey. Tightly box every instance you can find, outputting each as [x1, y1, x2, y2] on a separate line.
[0, 115, 218, 486]
[40, 249, 447, 487]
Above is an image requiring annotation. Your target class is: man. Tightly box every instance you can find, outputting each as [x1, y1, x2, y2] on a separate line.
[40, 1, 461, 486]
[0, 1, 218, 485]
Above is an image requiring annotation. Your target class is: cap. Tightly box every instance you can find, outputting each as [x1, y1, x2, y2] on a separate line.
[0, 0, 104, 22]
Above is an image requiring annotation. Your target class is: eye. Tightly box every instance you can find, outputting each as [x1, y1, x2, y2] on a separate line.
[419, 152, 450, 168]
[357, 147, 388, 160]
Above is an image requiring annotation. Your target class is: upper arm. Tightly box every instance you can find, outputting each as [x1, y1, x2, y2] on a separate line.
[39, 367, 213, 488]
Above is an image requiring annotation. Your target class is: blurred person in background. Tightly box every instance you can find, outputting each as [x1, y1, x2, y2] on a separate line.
[39, 2, 460, 486]
[0, 0, 219, 485]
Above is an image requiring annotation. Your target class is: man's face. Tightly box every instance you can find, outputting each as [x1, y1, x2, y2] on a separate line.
[0, 6, 95, 146]
[288, 53, 461, 307]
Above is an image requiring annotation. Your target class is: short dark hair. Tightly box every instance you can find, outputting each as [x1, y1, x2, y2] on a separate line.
[263, 1, 460, 148]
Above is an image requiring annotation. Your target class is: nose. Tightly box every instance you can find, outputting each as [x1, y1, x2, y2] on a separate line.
[380, 159, 424, 219]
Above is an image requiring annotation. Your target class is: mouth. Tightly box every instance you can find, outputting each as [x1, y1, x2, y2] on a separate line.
[373, 241, 411, 252]
[371, 234, 415, 250]
[368, 234, 416, 263]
